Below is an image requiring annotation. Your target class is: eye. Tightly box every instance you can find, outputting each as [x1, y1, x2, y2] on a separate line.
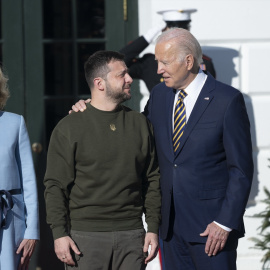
[118, 72, 125, 78]
[161, 61, 168, 66]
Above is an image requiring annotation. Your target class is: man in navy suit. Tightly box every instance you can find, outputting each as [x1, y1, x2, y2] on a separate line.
[71, 28, 253, 270]
[143, 28, 253, 269]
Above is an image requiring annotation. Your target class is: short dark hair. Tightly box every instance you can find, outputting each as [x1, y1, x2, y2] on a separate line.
[84, 50, 125, 89]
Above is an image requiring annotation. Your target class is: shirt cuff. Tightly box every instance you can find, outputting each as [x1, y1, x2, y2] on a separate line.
[214, 221, 232, 232]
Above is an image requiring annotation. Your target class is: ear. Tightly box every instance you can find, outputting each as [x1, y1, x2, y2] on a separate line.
[93, 77, 105, 91]
[185, 54, 194, 70]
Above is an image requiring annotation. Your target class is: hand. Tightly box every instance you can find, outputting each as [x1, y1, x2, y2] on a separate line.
[143, 232, 159, 264]
[143, 22, 167, 43]
[69, 99, 91, 114]
[200, 222, 230, 256]
[54, 236, 81, 266]
[16, 239, 37, 270]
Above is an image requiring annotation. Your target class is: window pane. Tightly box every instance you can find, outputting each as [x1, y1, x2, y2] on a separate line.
[43, 0, 72, 39]
[0, 45, 2, 64]
[0, 2, 2, 38]
[77, 0, 105, 38]
[44, 43, 73, 95]
[78, 43, 105, 95]
[45, 98, 75, 149]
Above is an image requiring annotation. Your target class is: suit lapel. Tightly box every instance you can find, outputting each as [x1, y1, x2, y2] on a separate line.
[174, 75, 215, 158]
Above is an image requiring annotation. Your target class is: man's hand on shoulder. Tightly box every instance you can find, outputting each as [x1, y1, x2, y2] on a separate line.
[200, 222, 230, 256]
[54, 236, 81, 266]
[68, 99, 91, 114]
[143, 232, 159, 264]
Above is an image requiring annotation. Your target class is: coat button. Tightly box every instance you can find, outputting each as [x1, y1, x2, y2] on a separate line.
[174, 164, 177, 168]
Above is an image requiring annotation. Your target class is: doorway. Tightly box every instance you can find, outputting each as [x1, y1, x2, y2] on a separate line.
[1, 1, 139, 269]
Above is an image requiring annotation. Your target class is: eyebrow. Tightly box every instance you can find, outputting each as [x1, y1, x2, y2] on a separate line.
[118, 68, 129, 76]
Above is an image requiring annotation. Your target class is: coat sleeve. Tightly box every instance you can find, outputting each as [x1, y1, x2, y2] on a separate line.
[119, 36, 149, 66]
[202, 54, 216, 78]
[142, 85, 156, 122]
[16, 116, 40, 240]
[119, 36, 150, 80]
[215, 92, 254, 231]
[44, 127, 75, 240]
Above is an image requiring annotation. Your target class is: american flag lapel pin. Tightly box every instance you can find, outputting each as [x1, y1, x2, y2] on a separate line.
[204, 97, 210, 100]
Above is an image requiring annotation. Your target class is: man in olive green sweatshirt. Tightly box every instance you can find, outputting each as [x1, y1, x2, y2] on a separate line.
[44, 51, 161, 270]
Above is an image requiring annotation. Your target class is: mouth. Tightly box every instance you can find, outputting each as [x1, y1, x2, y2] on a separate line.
[124, 85, 131, 91]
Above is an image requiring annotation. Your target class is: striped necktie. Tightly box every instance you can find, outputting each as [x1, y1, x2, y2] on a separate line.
[173, 89, 188, 153]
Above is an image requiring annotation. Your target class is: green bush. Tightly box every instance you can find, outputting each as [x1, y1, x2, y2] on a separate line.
[250, 187, 270, 268]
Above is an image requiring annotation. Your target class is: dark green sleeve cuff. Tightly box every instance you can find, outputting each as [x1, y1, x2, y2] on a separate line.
[147, 222, 159, 235]
[52, 226, 69, 240]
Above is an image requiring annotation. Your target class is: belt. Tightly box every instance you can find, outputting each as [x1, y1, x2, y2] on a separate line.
[0, 189, 21, 228]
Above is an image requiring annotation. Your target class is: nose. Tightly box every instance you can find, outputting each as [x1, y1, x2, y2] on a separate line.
[125, 73, 133, 84]
[157, 62, 164, 74]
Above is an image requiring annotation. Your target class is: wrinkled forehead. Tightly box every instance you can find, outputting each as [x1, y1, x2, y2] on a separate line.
[108, 59, 126, 69]
[155, 40, 179, 59]
[107, 60, 127, 75]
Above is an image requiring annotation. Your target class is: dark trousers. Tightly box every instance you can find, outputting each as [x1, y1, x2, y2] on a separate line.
[66, 229, 146, 270]
[162, 199, 238, 270]
[162, 234, 238, 270]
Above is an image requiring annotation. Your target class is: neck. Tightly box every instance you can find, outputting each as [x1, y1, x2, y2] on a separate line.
[180, 67, 199, 90]
[90, 98, 119, 111]
[179, 73, 197, 90]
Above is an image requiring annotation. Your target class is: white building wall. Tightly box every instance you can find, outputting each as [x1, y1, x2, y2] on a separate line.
[137, 1, 270, 269]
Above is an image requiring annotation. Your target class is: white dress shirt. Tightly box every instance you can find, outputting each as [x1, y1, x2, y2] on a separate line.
[172, 69, 232, 232]
[172, 69, 207, 128]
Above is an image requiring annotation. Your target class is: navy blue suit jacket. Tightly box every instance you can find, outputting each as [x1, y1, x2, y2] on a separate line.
[143, 73, 253, 243]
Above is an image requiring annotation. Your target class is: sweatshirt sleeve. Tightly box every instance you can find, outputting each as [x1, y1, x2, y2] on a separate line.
[142, 120, 161, 235]
[44, 126, 75, 240]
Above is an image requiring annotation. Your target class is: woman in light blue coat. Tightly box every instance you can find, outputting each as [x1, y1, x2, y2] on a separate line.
[0, 68, 39, 270]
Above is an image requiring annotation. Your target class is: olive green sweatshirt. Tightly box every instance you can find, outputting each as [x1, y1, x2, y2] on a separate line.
[44, 103, 161, 240]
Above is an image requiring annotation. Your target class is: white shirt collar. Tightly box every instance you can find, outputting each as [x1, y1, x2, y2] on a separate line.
[173, 69, 208, 128]
[182, 69, 207, 101]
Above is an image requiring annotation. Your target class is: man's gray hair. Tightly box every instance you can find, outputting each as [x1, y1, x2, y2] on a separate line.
[156, 28, 203, 67]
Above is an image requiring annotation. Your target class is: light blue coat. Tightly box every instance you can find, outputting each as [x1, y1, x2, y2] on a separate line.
[0, 111, 39, 270]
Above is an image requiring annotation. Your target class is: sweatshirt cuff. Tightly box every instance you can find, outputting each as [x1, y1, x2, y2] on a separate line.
[52, 226, 69, 240]
[146, 222, 159, 235]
